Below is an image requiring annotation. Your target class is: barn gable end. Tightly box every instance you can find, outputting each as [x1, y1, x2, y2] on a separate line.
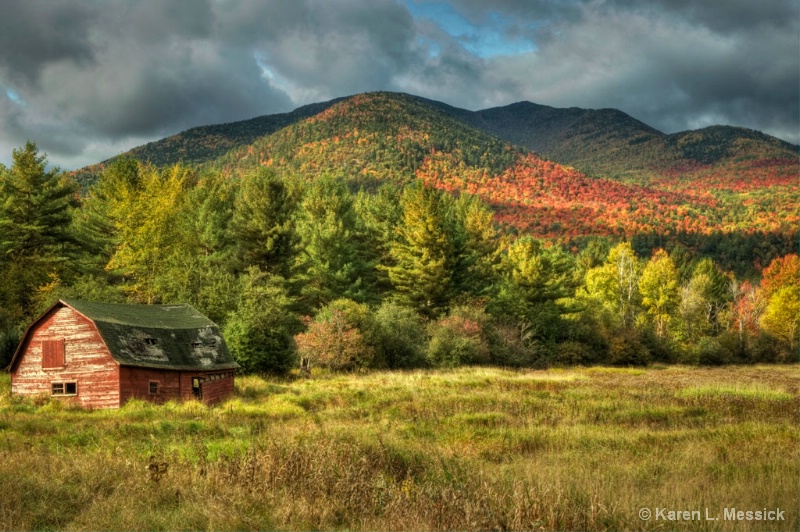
[10, 304, 121, 408]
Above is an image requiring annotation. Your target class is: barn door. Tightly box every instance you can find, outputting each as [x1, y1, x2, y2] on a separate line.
[192, 377, 202, 399]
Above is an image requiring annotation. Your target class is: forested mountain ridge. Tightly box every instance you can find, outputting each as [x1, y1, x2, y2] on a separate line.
[70, 91, 798, 273]
[71, 97, 346, 184]
[198, 93, 796, 260]
[73, 91, 798, 186]
[461, 101, 797, 185]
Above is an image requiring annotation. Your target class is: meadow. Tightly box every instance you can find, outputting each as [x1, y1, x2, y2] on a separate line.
[0, 365, 796, 531]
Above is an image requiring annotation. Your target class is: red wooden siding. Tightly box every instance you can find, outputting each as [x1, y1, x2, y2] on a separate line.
[11, 306, 120, 409]
[119, 367, 234, 406]
[119, 367, 182, 404]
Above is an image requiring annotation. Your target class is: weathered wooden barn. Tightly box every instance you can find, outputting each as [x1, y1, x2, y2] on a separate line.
[8, 299, 238, 408]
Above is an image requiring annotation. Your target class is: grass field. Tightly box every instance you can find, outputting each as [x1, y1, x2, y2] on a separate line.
[0, 365, 797, 531]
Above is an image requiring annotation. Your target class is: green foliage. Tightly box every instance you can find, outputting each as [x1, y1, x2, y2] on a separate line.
[372, 302, 427, 369]
[0, 141, 78, 322]
[386, 184, 459, 318]
[490, 236, 577, 345]
[426, 306, 492, 368]
[230, 168, 298, 279]
[295, 175, 373, 309]
[694, 336, 732, 366]
[606, 328, 651, 366]
[582, 242, 642, 329]
[101, 163, 194, 303]
[638, 249, 680, 338]
[223, 268, 300, 374]
[354, 186, 404, 298]
[451, 194, 503, 297]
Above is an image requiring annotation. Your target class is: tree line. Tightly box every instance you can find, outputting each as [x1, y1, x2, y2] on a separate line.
[0, 142, 796, 372]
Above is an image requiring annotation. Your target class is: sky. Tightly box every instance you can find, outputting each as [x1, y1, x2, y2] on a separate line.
[0, 0, 797, 170]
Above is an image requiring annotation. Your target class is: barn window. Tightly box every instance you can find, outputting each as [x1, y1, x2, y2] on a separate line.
[207, 340, 217, 348]
[42, 339, 66, 369]
[51, 382, 77, 396]
[191, 341, 202, 348]
[149, 381, 159, 395]
[144, 338, 158, 346]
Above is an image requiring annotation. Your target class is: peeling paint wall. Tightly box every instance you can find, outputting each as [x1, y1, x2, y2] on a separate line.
[11, 306, 120, 408]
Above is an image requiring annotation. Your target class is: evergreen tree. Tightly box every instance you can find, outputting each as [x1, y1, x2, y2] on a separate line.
[386, 184, 458, 318]
[295, 175, 373, 309]
[223, 268, 301, 373]
[452, 193, 503, 297]
[0, 141, 77, 322]
[230, 168, 298, 280]
[354, 185, 403, 298]
[490, 236, 577, 343]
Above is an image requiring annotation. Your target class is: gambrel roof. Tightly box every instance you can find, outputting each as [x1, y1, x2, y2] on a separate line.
[9, 299, 239, 372]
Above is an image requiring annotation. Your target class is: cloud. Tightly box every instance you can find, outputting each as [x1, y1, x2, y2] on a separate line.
[437, 0, 799, 140]
[0, 0, 796, 168]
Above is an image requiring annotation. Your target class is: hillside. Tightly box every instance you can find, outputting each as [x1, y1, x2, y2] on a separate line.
[71, 97, 345, 184]
[204, 93, 795, 239]
[467, 102, 798, 184]
[74, 91, 798, 187]
[73, 91, 797, 270]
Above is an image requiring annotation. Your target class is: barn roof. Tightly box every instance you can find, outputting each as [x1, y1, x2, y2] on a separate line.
[9, 299, 239, 372]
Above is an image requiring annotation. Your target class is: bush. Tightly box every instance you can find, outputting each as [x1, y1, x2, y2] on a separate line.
[488, 322, 537, 367]
[0, 326, 20, 369]
[373, 302, 427, 369]
[749, 332, 794, 364]
[223, 269, 300, 374]
[606, 328, 651, 366]
[426, 306, 491, 368]
[296, 299, 375, 372]
[553, 341, 597, 367]
[695, 336, 732, 366]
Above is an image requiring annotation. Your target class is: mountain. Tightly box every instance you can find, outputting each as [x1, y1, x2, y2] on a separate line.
[76, 91, 797, 187]
[73, 91, 797, 271]
[201, 93, 795, 246]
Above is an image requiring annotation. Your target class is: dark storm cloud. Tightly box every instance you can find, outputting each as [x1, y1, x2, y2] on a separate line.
[0, 0, 796, 169]
[434, 0, 798, 142]
[0, 0, 426, 167]
[0, 0, 97, 86]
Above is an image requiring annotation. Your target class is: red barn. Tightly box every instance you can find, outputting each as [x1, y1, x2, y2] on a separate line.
[8, 299, 239, 408]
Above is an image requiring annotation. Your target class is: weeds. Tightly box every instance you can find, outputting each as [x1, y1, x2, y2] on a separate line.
[0, 366, 796, 530]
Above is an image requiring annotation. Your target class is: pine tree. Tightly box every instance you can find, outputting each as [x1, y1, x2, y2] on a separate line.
[386, 184, 457, 318]
[452, 193, 503, 297]
[295, 175, 373, 309]
[0, 141, 77, 321]
[229, 168, 298, 280]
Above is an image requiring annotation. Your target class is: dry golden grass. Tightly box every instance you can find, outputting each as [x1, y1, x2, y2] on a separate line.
[0, 365, 796, 531]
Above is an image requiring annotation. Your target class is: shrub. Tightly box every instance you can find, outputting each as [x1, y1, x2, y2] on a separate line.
[0, 326, 20, 369]
[373, 302, 427, 369]
[295, 299, 378, 372]
[606, 328, 651, 366]
[426, 306, 491, 368]
[223, 268, 300, 374]
[553, 341, 597, 366]
[695, 336, 732, 366]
